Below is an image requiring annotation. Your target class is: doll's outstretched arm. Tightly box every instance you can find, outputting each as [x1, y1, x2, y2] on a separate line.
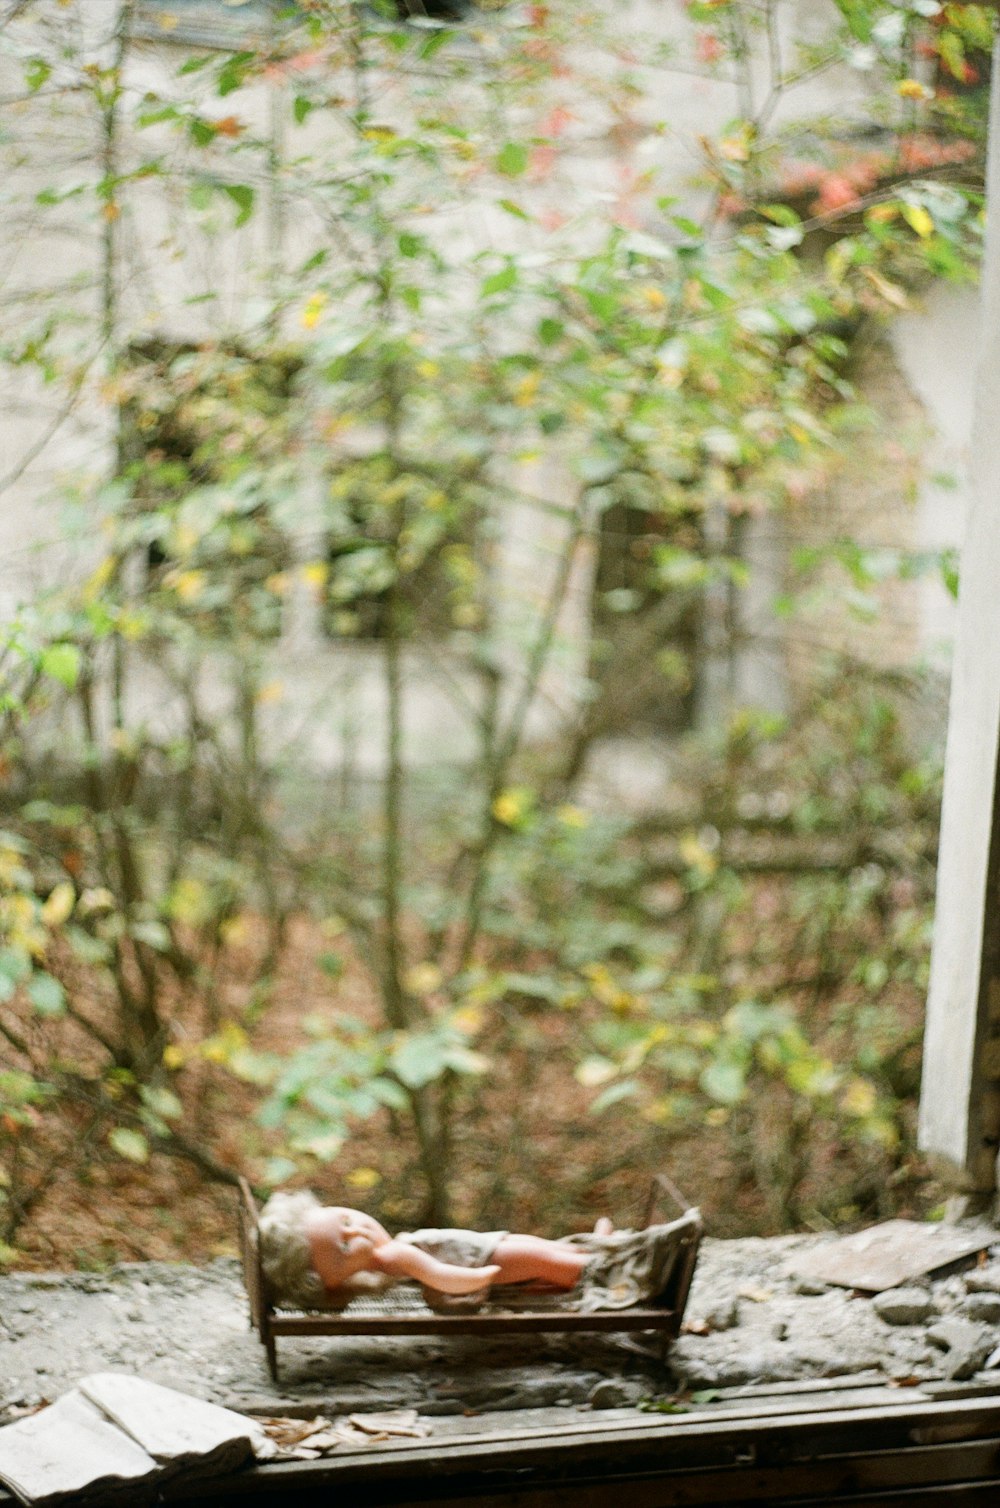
[372, 1239, 500, 1294]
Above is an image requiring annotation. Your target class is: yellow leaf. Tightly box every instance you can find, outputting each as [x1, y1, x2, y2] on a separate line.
[346, 1167, 382, 1190]
[896, 78, 932, 100]
[162, 1043, 186, 1071]
[173, 523, 199, 557]
[159, 11, 179, 28]
[301, 292, 328, 330]
[78, 887, 115, 914]
[301, 560, 329, 589]
[452, 1003, 484, 1036]
[514, 372, 541, 407]
[84, 556, 115, 601]
[256, 680, 284, 705]
[901, 203, 934, 239]
[556, 804, 589, 828]
[719, 135, 749, 163]
[172, 569, 207, 603]
[861, 267, 911, 311]
[841, 1076, 877, 1118]
[679, 833, 718, 877]
[219, 914, 250, 947]
[492, 790, 524, 825]
[642, 284, 667, 308]
[575, 1057, 617, 1087]
[404, 962, 443, 996]
[41, 881, 75, 929]
[416, 360, 440, 379]
[705, 1106, 729, 1126]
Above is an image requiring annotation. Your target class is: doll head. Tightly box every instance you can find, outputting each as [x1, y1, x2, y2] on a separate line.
[301, 1205, 391, 1288]
[258, 1189, 328, 1308]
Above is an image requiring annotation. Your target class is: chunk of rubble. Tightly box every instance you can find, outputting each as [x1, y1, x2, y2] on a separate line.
[926, 1318, 993, 1381]
[964, 1265, 1000, 1295]
[962, 1292, 1000, 1324]
[872, 1288, 935, 1326]
[790, 1221, 991, 1294]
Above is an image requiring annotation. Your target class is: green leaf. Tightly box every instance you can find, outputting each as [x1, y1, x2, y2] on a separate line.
[25, 58, 51, 92]
[391, 1032, 448, 1089]
[834, 0, 875, 42]
[538, 317, 564, 345]
[40, 643, 80, 689]
[398, 231, 422, 258]
[189, 118, 218, 148]
[938, 29, 966, 80]
[700, 1059, 746, 1105]
[499, 198, 531, 220]
[419, 28, 453, 59]
[496, 142, 529, 177]
[590, 1079, 639, 1114]
[108, 1127, 150, 1164]
[217, 51, 256, 97]
[223, 184, 255, 227]
[480, 265, 518, 298]
[130, 919, 171, 951]
[0, 948, 32, 988]
[139, 1084, 183, 1122]
[264, 1156, 298, 1185]
[293, 94, 314, 125]
[369, 1077, 409, 1112]
[28, 974, 66, 1018]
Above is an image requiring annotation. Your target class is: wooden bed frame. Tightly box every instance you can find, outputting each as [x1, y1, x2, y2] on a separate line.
[237, 1176, 703, 1380]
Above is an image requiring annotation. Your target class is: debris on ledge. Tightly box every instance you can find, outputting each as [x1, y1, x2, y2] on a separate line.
[4, 1225, 1000, 1429]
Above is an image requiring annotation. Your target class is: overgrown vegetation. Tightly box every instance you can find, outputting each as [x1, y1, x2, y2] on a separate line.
[0, 0, 990, 1260]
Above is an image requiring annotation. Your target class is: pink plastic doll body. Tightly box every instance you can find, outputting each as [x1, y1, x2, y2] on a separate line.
[304, 1206, 591, 1299]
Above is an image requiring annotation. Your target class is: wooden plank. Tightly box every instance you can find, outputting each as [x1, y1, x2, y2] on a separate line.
[5, 1388, 1000, 1507]
[918, 36, 1000, 1194]
[162, 1435, 1000, 1506]
[158, 1395, 1000, 1498]
[269, 1307, 678, 1336]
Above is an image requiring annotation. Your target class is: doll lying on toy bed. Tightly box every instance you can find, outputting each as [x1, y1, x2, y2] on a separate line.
[255, 1188, 703, 1317]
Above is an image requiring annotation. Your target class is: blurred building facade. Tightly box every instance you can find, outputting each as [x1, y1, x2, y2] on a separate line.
[0, 0, 975, 796]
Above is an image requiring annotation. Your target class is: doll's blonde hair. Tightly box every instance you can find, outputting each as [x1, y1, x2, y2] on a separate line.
[257, 1190, 327, 1309]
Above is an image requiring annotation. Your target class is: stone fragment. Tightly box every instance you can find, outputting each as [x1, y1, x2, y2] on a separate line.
[965, 1265, 1000, 1295]
[928, 1318, 982, 1352]
[927, 1318, 993, 1381]
[703, 1298, 740, 1332]
[588, 1379, 645, 1410]
[872, 1288, 935, 1326]
[962, 1292, 1000, 1324]
[794, 1278, 831, 1296]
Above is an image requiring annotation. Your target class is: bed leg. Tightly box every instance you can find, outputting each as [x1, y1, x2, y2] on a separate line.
[265, 1330, 278, 1382]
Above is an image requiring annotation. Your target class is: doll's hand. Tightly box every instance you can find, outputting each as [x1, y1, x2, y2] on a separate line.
[373, 1240, 500, 1294]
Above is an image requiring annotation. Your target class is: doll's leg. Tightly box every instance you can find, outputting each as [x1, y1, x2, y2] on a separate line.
[491, 1235, 590, 1289]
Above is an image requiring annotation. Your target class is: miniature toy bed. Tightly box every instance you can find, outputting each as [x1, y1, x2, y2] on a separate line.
[237, 1176, 703, 1380]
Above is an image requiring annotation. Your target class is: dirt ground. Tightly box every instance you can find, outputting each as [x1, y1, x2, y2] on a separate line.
[3, 910, 937, 1275]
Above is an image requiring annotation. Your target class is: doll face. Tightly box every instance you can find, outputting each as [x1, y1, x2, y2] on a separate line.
[303, 1204, 392, 1290]
[324, 1206, 386, 1257]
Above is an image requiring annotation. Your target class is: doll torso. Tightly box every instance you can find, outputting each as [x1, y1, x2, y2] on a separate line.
[396, 1227, 509, 1271]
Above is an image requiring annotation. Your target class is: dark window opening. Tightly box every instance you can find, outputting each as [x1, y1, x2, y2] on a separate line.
[118, 340, 299, 641]
[590, 499, 704, 735]
[392, 0, 472, 19]
[322, 458, 481, 642]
